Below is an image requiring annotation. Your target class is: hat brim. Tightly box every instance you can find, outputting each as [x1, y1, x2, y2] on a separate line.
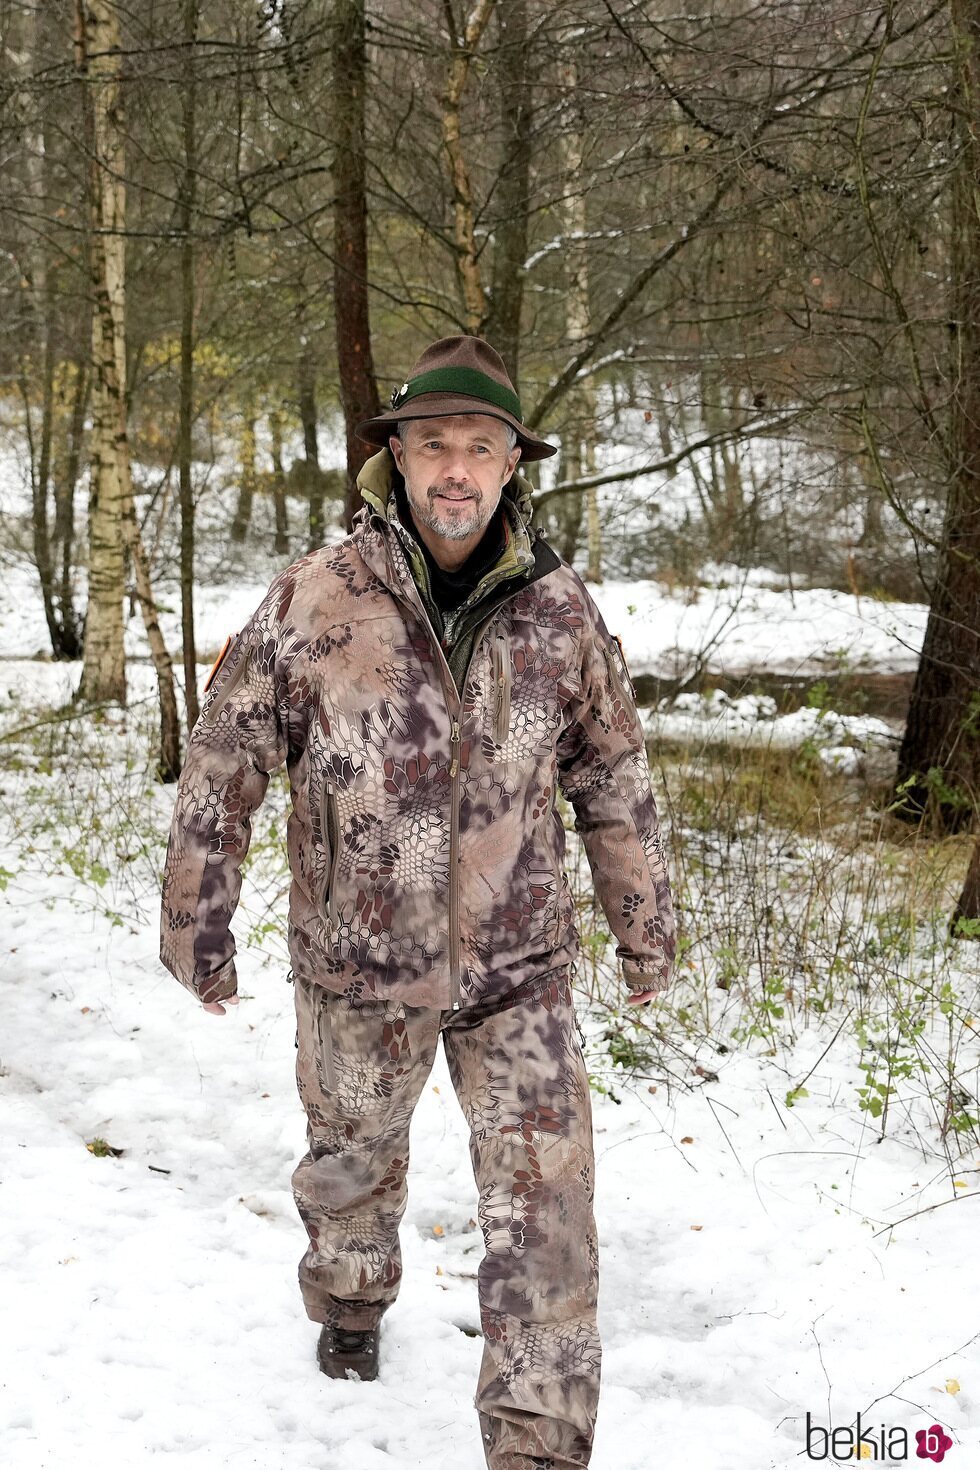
[355, 393, 558, 461]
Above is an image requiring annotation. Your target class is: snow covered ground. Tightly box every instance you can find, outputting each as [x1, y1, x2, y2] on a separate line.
[0, 419, 929, 680]
[599, 564, 927, 680]
[3, 859, 980, 1469]
[642, 690, 900, 773]
[2, 661, 979, 1470]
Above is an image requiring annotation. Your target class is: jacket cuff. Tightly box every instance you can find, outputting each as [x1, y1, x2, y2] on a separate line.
[621, 958, 671, 994]
[196, 958, 239, 1006]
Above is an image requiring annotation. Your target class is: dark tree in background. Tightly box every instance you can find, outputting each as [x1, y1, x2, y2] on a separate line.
[482, 0, 531, 381]
[895, 0, 980, 842]
[332, 0, 379, 527]
[177, 0, 201, 730]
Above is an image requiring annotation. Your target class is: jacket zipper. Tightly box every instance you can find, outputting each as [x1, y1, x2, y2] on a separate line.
[448, 712, 462, 1005]
[492, 632, 511, 745]
[382, 529, 537, 1011]
[318, 993, 338, 1092]
[382, 536, 515, 1010]
[318, 779, 340, 939]
[446, 606, 504, 1009]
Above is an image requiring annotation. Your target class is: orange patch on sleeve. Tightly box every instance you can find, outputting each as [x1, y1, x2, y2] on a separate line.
[203, 633, 235, 693]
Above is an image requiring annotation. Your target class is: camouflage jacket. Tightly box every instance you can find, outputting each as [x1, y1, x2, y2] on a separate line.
[159, 448, 677, 1011]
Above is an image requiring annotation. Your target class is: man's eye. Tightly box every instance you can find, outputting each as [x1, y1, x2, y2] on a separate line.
[423, 440, 441, 450]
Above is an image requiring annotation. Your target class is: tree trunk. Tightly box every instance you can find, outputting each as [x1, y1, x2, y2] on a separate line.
[29, 289, 62, 654]
[953, 834, 980, 932]
[16, 5, 77, 660]
[53, 360, 86, 659]
[894, 0, 980, 831]
[269, 407, 290, 555]
[332, 0, 380, 529]
[178, 0, 199, 731]
[74, 0, 127, 706]
[121, 486, 182, 782]
[74, 0, 181, 777]
[231, 398, 257, 543]
[557, 48, 602, 583]
[298, 331, 324, 548]
[585, 443, 602, 586]
[484, 0, 530, 381]
[440, 0, 495, 332]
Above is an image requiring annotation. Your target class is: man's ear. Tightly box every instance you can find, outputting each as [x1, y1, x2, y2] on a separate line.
[388, 434, 404, 472]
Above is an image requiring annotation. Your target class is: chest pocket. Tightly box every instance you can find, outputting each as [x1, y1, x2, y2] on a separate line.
[479, 623, 579, 763]
[490, 630, 511, 744]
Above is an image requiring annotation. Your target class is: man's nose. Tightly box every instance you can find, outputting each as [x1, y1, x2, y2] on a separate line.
[441, 447, 470, 483]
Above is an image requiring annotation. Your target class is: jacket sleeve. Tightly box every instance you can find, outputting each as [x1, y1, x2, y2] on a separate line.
[556, 596, 676, 996]
[159, 579, 290, 1006]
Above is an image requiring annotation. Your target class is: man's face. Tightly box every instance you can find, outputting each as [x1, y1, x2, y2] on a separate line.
[389, 415, 522, 549]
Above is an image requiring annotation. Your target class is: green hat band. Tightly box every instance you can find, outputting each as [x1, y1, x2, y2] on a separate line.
[390, 366, 523, 422]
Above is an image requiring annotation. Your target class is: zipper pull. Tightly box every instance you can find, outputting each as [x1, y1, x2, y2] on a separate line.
[449, 716, 460, 777]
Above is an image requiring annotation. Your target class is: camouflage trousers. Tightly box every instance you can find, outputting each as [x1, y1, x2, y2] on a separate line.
[290, 964, 601, 1470]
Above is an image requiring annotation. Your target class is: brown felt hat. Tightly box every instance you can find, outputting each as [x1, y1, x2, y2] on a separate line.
[355, 335, 558, 461]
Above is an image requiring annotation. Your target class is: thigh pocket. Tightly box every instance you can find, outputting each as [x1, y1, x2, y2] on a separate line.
[314, 990, 417, 1113]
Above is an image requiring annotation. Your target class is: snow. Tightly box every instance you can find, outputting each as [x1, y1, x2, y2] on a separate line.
[2, 657, 979, 1469]
[3, 869, 979, 1469]
[0, 414, 930, 681]
[643, 690, 900, 771]
[591, 568, 927, 680]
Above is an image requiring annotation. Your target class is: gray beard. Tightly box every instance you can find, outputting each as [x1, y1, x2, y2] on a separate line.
[405, 484, 497, 543]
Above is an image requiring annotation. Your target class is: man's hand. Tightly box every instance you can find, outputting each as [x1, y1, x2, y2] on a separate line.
[625, 989, 659, 1006]
[202, 995, 240, 1016]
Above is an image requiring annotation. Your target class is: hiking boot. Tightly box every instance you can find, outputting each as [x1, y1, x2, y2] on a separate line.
[316, 1323, 380, 1381]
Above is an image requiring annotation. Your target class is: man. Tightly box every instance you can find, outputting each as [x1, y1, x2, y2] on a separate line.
[160, 334, 676, 1470]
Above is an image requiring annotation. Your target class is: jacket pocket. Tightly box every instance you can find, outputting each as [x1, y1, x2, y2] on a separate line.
[603, 633, 635, 707]
[550, 805, 573, 930]
[318, 779, 340, 938]
[203, 641, 250, 721]
[492, 631, 511, 744]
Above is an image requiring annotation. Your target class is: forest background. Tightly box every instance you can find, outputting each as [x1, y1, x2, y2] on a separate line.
[3, 3, 980, 1463]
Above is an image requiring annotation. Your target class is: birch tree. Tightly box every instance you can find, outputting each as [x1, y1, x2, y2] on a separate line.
[74, 0, 127, 705]
[73, 0, 180, 778]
